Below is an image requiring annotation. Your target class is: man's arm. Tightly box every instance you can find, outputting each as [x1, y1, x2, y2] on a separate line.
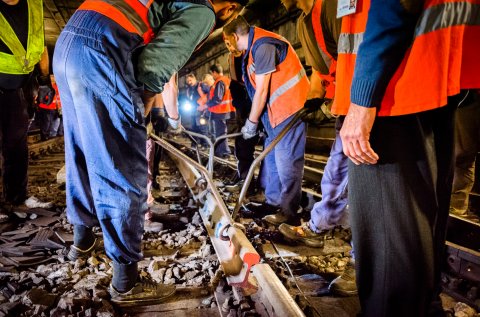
[137, 3, 215, 93]
[37, 47, 55, 104]
[350, 0, 422, 107]
[340, 0, 423, 165]
[308, 69, 327, 100]
[38, 47, 49, 77]
[249, 72, 272, 123]
[206, 81, 226, 107]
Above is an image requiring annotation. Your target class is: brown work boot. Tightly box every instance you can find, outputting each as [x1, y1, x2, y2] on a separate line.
[109, 277, 176, 307]
[279, 222, 328, 248]
[328, 261, 358, 296]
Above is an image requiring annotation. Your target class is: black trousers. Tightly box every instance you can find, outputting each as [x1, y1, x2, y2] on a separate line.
[349, 103, 456, 317]
[0, 88, 29, 204]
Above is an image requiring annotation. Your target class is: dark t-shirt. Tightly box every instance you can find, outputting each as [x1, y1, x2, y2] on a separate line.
[253, 43, 278, 75]
[0, 0, 31, 89]
[297, 0, 341, 74]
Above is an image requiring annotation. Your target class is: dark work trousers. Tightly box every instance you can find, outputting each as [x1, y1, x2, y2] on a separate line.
[37, 108, 61, 140]
[192, 110, 208, 146]
[53, 10, 147, 264]
[450, 91, 480, 215]
[210, 112, 231, 157]
[349, 103, 456, 317]
[0, 88, 29, 204]
[234, 111, 259, 180]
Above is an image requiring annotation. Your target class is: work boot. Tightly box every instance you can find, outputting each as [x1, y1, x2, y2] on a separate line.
[67, 238, 104, 261]
[278, 222, 327, 248]
[109, 277, 176, 307]
[241, 202, 280, 218]
[328, 261, 357, 296]
[263, 212, 301, 226]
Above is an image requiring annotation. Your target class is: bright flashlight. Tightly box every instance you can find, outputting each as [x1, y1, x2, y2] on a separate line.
[182, 101, 193, 112]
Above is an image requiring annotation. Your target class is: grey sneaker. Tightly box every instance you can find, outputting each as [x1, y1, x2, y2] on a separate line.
[67, 238, 104, 261]
[279, 223, 328, 248]
[109, 278, 176, 307]
[328, 262, 357, 296]
[144, 220, 164, 233]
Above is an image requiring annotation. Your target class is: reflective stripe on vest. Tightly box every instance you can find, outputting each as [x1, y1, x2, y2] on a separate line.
[0, 0, 44, 74]
[208, 75, 235, 114]
[78, 0, 154, 43]
[311, 0, 337, 98]
[245, 27, 310, 127]
[333, 0, 480, 116]
[78, 0, 214, 44]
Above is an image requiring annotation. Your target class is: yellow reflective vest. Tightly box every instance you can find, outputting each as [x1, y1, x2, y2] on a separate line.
[0, 0, 44, 74]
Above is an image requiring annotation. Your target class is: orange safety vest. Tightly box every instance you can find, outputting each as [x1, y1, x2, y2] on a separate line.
[245, 27, 310, 127]
[208, 75, 235, 114]
[78, 0, 214, 45]
[333, 0, 480, 116]
[311, 0, 336, 99]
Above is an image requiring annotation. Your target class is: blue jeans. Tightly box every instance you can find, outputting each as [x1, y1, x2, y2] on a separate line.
[261, 111, 306, 217]
[53, 11, 147, 264]
[309, 116, 349, 232]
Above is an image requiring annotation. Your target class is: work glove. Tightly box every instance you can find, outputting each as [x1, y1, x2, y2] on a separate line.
[167, 116, 182, 134]
[302, 98, 333, 125]
[37, 75, 55, 105]
[241, 119, 258, 139]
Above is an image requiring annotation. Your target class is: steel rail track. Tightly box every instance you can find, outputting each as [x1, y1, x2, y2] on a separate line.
[150, 133, 306, 317]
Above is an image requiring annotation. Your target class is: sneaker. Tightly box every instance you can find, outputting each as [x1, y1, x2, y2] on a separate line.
[278, 223, 327, 248]
[241, 202, 280, 218]
[24, 196, 53, 209]
[67, 238, 104, 261]
[263, 212, 300, 226]
[109, 277, 176, 307]
[328, 262, 357, 296]
[144, 220, 164, 233]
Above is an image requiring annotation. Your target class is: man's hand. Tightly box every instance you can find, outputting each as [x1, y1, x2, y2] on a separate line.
[167, 116, 182, 134]
[340, 103, 379, 165]
[241, 119, 258, 139]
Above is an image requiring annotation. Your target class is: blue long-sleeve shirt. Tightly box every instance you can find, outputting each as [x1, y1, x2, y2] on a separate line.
[350, 0, 422, 108]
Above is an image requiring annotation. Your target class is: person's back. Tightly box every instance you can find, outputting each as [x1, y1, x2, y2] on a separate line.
[53, 0, 247, 307]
